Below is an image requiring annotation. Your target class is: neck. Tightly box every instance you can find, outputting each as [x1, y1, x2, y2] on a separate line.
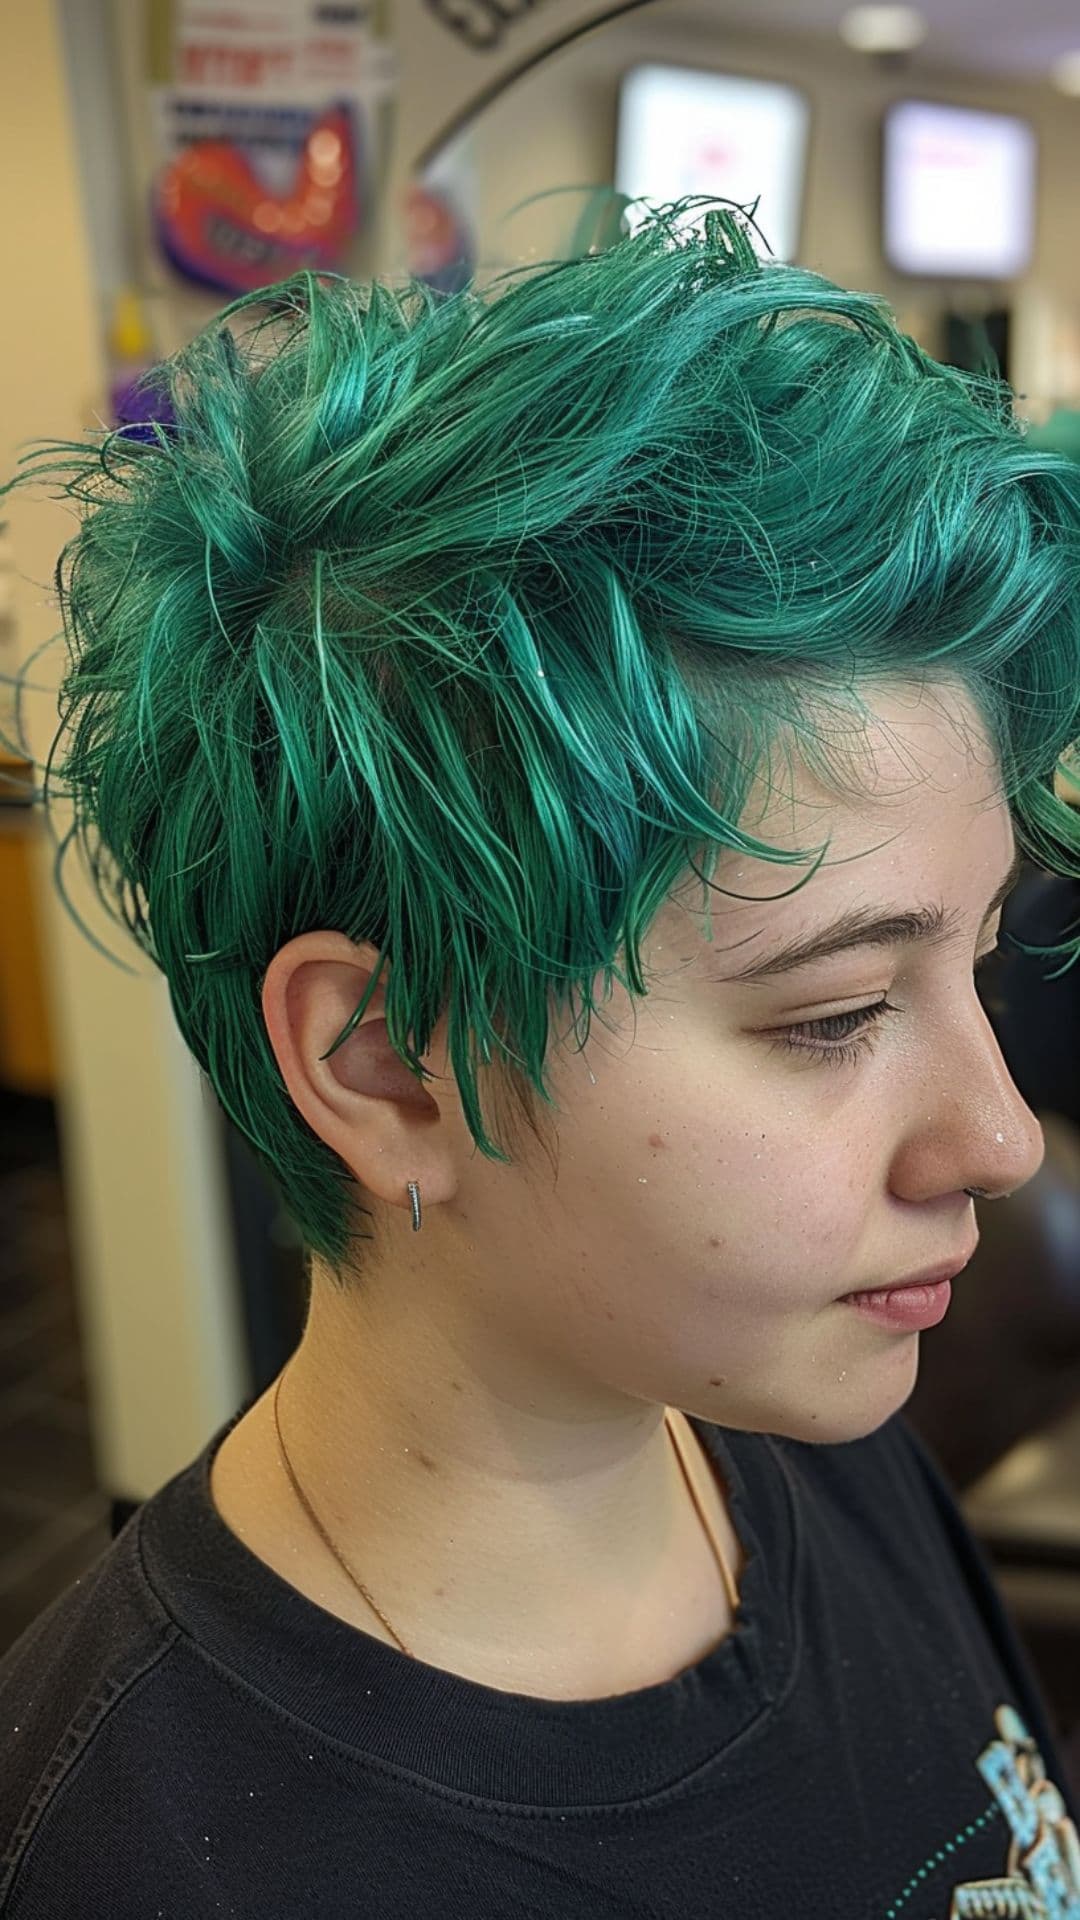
[211, 1277, 743, 1697]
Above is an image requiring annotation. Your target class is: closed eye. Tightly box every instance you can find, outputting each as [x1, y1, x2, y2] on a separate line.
[770, 940, 1010, 1068]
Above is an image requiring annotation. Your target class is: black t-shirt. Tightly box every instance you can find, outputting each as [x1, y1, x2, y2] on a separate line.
[2, 1397, 1078, 1918]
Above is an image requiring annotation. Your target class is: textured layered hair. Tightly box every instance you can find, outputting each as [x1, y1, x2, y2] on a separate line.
[3, 199, 1080, 1286]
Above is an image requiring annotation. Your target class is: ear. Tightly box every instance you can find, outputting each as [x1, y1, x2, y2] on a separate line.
[260, 929, 459, 1219]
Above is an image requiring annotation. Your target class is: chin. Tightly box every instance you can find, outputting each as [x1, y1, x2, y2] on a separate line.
[793, 1369, 921, 1446]
[725, 1352, 921, 1447]
[780, 1407, 900, 1446]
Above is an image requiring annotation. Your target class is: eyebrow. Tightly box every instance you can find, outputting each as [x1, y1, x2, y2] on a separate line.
[711, 844, 1026, 986]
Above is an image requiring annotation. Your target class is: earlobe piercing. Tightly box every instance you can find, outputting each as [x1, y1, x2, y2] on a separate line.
[406, 1179, 423, 1231]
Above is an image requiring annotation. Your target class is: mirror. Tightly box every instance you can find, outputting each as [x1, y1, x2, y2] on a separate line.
[413, 0, 1080, 419]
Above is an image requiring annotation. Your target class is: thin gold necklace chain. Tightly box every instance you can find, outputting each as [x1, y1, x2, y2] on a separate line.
[271, 1360, 738, 1660]
[273, 1361, 409, 1652]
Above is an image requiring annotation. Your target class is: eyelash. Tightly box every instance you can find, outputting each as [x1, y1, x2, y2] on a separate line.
[771, 946, 1008, 1069]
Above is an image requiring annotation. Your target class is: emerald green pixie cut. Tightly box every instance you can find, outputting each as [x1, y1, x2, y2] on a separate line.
[3, 199, 1080, 1287]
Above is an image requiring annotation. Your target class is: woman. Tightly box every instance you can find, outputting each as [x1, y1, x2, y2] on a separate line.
[2, 201, 1079, 1917]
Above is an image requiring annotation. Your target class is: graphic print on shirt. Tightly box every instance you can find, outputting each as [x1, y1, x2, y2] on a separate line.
[954, 1704, 1080, 1916]
[890, 1703, 1080, 1917]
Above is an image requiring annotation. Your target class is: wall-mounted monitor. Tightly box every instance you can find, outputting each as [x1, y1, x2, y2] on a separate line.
[882, 100, 1036, 279]
[615, 64, 810, 264]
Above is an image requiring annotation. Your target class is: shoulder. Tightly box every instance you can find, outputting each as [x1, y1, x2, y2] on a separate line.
[0, 1514, 183, 1913]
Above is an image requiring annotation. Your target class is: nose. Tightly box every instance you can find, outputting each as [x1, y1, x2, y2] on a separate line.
[895, 1003, 1047, 1204]
[953, 1054, 1046, 1202]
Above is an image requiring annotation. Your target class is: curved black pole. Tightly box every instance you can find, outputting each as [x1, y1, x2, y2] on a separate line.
[414, 0, 663, 173]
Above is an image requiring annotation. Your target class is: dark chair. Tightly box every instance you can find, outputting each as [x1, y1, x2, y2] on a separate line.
[905, 858, 1080, 1489]
[905, 1109, 1080, 1493]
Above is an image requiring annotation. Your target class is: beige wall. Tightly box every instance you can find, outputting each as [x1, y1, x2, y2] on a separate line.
[89, 0, 1080, 415]
[0, 0, 248, 1497]
[436, 2, 1080, 414]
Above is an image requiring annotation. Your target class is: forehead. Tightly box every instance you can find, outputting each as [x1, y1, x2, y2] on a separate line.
[664, 678, 1008, 937]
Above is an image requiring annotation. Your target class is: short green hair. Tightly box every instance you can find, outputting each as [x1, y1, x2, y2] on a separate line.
[3, 200, 1080, 1287]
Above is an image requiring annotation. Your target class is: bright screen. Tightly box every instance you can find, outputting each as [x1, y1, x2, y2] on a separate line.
[615, 64, 809, 263]
[883, 100, 1036, 278]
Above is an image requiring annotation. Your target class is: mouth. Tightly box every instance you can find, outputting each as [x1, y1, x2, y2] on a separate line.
[835, 1249, 976, 1331]
[839, 1241, 978, 1301]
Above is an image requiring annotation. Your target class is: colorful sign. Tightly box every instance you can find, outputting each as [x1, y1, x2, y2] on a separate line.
[148, 1, 396, 293]
[154, 100, 361, 292]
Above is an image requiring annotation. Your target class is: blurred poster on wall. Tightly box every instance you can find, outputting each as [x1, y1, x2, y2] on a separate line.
[145, 0, 397, 293]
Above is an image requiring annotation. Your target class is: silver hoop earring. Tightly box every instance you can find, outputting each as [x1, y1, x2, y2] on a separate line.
[406, 1180, 422, 1232]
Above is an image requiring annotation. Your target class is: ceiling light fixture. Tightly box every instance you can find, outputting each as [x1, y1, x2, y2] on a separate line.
[1051, 51, 1080, 96]
[839, 5, 928, 55]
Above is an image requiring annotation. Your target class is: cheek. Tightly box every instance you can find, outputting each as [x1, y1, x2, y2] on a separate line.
[638, 1084, 870, 1305]
[559, 1014, 877, 1287]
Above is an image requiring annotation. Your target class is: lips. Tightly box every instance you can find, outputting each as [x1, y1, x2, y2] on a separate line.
[841, 1251, 976, 1300]
[883, 1261, 969, 1291]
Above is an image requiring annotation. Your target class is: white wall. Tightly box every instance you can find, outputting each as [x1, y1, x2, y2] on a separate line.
[64, 0, 1080, 416]
[433, 1, 1080, 413]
